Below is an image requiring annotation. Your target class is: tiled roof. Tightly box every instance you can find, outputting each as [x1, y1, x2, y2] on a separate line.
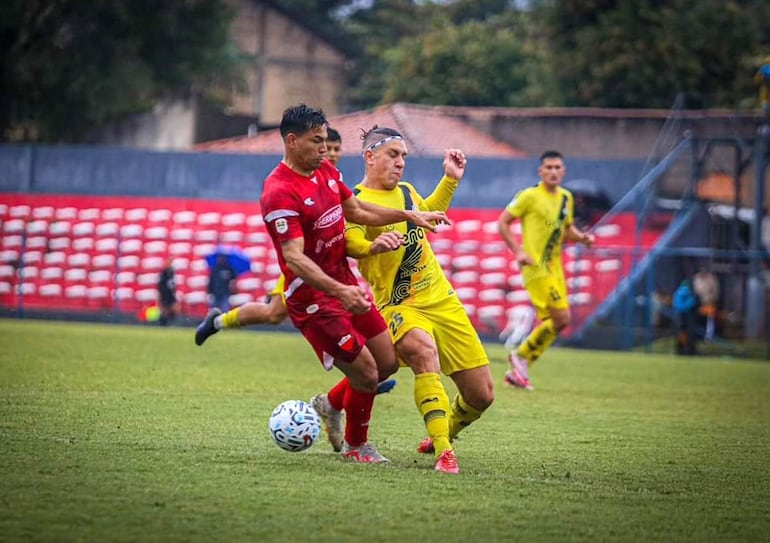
[193, 103, 528, 158]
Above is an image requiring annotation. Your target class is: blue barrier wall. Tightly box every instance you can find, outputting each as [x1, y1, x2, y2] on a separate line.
[0, 145, 646, 208]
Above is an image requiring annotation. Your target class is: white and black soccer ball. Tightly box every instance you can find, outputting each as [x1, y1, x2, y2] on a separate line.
[268, 400, 321, 452]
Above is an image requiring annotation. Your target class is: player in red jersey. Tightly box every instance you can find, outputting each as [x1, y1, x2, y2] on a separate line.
[261, 104, 449, 463]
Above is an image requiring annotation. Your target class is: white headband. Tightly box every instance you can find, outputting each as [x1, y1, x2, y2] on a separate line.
[363, 135, 404, 154]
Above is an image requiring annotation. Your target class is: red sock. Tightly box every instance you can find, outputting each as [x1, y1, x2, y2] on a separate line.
[343, 386, 375, 447]
[327, 377, 348, 411]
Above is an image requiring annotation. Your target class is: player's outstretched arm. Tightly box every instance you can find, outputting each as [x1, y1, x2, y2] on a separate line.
[342, 195, 449, 232]
[282, 237, 371, 314]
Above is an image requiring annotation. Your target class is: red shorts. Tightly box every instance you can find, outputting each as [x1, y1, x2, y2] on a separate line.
[298, 307, 387, 370]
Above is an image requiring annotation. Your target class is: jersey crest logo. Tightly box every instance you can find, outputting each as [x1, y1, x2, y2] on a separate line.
[337, 334, 355, 352]
[275, 218, 288, 234]
[304, 197, 315, 206]
[328, 179, 339, 193]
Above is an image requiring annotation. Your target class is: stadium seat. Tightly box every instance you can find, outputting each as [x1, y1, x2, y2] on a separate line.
[193, 243, 216, 257]
[125, 208, 148, 222]
[72, 238, 94, 252]
[506, 290, 530, 304]
[119, 239, 142, 254]
[2, 235, 22, 248]
[4, 219, 25, 233]
[246, 214, 263, 228]
[222, 213, 246, 227]
[145, 226, 168, 240]
[170, 228, 194, 241]
[197, 212, 220, 226]
[479, 256, 507, 271]
[43, 251, 66, 266]
[67, 253, 90, 268]
[26, 220, 48, 236]
[595, 259, 622, 272]
[195, 229, 219, 243]
[54, 207, 77, 220]
[236, 276, 261, 291]
[148, 209, 172, 223]
[39, 283, 62, 298]
[78, 208, 100, 221]
[132, 288, 155, 303]
[120, 224, 143, 238]
[32, 206, 54, 219]
[229, 293, 253, 306]
[117, 255, 140, 270]
[140, 256, 164, 271]
[26, 236, 47, 249]
[143, 240, 167, 255]
[220, 230, 243, 244]
[72, 222, 95, 237]
[48, 237, 70, 251]
[102, 208, 124, 221]
[455, 287, 477, 301]
[189, 259, 208, 273]
[245, 232, 269, 244]
[10, 204, 31, 218]
[22, 251, 42, 265]
[95, 238, 118, 253]
[95, 222, 118, 238]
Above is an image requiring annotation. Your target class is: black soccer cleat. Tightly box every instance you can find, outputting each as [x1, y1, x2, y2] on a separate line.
[195, 308, 222, 346]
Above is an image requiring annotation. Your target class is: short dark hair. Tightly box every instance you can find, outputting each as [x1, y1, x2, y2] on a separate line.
[360, 125, 403, 152]
[280, 104, 327, 139]
[540, 150, 564, 162]
[326, 127, 341, 142]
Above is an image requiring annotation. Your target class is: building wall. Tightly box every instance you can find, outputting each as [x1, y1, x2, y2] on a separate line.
[226, 0, 347, 125]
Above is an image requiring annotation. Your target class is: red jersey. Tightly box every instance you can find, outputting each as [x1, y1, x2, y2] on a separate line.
[261, 160, 357, 326]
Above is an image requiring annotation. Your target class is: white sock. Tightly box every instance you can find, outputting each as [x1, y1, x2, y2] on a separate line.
[213, 315, 224, 329]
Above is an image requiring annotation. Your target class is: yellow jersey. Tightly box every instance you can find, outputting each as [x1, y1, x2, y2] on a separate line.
[346, 181, 453, 309]
[504, 181, 574, 285]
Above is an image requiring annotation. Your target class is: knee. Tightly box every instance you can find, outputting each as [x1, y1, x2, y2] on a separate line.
[463, 379, 495, 412]
[474, 383, 495, 411]
[266, 299, 287, 325]
[351, 364, 381, 392]
[552, 313, 571, 332]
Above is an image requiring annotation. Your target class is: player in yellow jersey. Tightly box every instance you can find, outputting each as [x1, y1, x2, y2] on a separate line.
[339, 126, 494, 474]
[497, 150, 595, 390]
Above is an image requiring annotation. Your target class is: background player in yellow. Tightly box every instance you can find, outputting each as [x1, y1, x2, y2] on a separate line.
[343, 126, 495, 474]
[497, 150, 595, 391]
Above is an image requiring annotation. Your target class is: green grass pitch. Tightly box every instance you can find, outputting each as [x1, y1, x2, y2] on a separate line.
[1, 318, 769, 542]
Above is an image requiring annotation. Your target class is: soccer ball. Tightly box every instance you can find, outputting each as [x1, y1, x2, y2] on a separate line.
[268, 400, 321, 452]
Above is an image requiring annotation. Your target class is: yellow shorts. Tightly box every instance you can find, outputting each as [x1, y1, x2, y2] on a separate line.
[526, 273, 569, 320]
[379, 293, 488, 376]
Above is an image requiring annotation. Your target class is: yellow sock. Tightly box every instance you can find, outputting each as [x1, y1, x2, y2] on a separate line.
[517, 318, 557, 364]
[447, 393, 484, 441]
[413, 372, 452, 455]
[221, 307, 242, 329]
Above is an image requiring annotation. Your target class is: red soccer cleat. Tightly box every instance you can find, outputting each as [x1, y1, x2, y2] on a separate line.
[434, 449, 459, 474]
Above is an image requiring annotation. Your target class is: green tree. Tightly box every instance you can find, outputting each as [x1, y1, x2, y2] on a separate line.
[538, 0, 770, 108]
[0, 0, 244, 142]
[381, 16, 534, 106]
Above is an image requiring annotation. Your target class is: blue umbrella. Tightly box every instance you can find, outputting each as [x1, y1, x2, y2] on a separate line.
[205, 246, 252, 276]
